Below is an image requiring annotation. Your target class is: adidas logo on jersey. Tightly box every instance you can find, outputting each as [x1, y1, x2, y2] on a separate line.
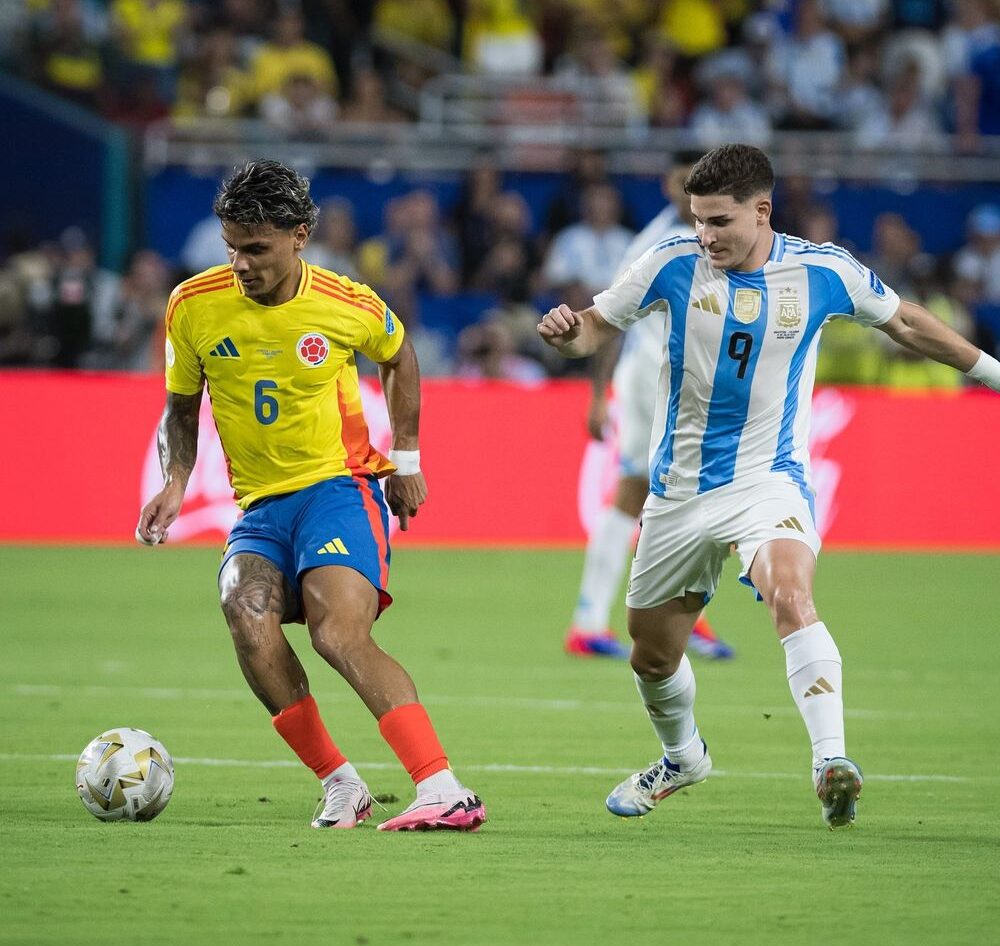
[209, 337, 240, 358]
[692, 293, 722, 316]
[803, 677, 835, 698]
[775, 517, 804, 532]
[316, 538, 349, 555]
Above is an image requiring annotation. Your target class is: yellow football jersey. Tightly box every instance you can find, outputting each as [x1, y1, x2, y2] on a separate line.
[164, 261, 404, 508]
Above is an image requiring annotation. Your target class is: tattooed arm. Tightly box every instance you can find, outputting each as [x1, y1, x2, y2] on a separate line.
[136, 391, 202, 544]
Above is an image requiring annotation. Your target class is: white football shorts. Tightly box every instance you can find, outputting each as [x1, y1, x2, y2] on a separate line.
[625, 473, 822, 610]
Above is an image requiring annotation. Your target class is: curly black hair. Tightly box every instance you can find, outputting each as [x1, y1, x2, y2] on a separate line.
[213, 160, 319, 232]
[684, 145, 774, 203]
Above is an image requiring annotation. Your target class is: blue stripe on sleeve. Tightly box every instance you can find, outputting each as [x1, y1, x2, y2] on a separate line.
[697, 272, 769, 493]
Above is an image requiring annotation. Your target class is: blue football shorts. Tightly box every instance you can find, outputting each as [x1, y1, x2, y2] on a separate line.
[220, 475, 393, 616]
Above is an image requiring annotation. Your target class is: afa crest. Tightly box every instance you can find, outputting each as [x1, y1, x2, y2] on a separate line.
[777, 287, 802, 328]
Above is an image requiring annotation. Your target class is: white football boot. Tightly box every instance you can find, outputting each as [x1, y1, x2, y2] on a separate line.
[311, 776, 373, 829]
[606, 743, 712, 817]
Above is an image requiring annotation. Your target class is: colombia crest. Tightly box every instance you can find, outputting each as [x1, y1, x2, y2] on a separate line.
[297, 333, 330, 366]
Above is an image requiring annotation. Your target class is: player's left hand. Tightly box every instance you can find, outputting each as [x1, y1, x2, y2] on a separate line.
[385, 472, 427, 532]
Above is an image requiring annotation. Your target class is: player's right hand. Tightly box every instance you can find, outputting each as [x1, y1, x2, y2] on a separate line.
[537, 304, 582, 347]
[135, 484, 185, 546]
[587, 395, 609, 441]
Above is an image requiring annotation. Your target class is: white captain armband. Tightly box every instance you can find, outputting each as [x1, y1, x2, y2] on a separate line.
[966, 351, 1000, 392]
[389, 449, 421, 475]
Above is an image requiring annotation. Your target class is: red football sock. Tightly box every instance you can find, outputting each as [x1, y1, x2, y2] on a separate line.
[378, 703, 450, 784]
[693, 617, 719, 642]
[272, 694, 347, 780]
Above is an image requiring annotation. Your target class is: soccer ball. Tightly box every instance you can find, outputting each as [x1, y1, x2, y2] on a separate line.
[76, 728, 174, 822]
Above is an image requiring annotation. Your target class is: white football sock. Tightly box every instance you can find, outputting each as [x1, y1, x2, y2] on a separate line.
[782, 622, 845, 767]
[572, 506, 637, 632]
[322, 761, 360, 787]
[415, 768, 462, 797]
[634, 655, 703, 769]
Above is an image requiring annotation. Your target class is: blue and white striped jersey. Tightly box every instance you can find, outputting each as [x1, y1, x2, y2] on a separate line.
[593, 233, 900, 501]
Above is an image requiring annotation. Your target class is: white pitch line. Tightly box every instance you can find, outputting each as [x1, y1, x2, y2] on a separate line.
[8, 683, 945, 721]
[0, 753, 979, 784]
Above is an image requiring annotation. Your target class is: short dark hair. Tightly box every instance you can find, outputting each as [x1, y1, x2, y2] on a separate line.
[684, 145, 774, 203]
[213, 160, 319, 232]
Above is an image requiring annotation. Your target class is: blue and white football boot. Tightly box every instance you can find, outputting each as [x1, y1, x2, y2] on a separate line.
[606, 743, 712, 817]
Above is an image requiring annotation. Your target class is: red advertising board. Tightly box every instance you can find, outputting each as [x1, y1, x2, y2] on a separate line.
[1, 370, 999, 549]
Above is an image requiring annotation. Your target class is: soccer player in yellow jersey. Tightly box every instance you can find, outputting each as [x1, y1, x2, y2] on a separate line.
[137, 160, 485, 832]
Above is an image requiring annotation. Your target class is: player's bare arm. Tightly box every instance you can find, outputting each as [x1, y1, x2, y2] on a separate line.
[587, 333, 625, 440]
[378, 336, 427, 531]
[538, 304, 621, 358]
[876, 299, 998, 377]
[136, 390, 203, 544]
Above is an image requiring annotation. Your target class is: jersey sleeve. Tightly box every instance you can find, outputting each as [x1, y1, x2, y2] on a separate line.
[164, 295, 203, 394]
[592, 244, 665, 330]
[837, 256, 901, 327]
[351, 283, 406, 363]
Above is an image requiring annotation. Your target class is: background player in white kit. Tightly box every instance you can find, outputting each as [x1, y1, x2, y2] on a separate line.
[539, 144, 1000, 829]
[566, 151, 734, 661]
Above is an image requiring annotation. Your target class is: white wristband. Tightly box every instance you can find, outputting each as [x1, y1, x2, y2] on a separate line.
[966, 351, 1000, 392]
[389, 449, 421, 475]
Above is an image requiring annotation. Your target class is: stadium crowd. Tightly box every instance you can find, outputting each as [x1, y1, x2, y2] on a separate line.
[0, 0, 998, 382]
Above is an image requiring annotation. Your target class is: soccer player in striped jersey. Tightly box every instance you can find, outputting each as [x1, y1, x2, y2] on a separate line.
[539, 144, 1000, 829]
[566, 151, 735, 661]
[137, 160, 485, 832]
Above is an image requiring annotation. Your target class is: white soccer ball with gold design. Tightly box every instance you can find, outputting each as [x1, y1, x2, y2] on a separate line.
[76, 728, 174, 822]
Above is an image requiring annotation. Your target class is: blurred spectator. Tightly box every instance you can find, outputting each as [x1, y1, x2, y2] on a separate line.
[554, 28, 641, 125]
[542, 182, 633, 298]
[109, 0, 188, 105]
[953, 203, 1000, 304]
[949, 0, 1000, 149]
[463, 0, 543, 75]
[472, 191, 540, 292]
[89, 249, 171, 371]
[768, 0, 846, 129]
[452, 159, 504, 280]
[855, 61, 946, 150]
[456, 318, 546, 382]
[47, 228, 119, 369]
[337, 66, 408, 122]
[260, 72, 337, 138]
[173, 26, 253, 119]
[381, 190, 460, 312]
[545, 147, 614, 235]
[202, 0, 271, 62]
[823, 0, 889, 47]
[307, 198, 360, 279]
[799, 203, 841, 246]
[26, 0, 107, 109]
[0, 239, 59, 366]
[690, 71, 772, 147]
[836, 42, 886, 130]
[373, 0, 455, 51]
[865, 212, 923, 298]
[632, 38, 694, 128]
[656, 0, 727, 58]
[251, 10, 337, 104]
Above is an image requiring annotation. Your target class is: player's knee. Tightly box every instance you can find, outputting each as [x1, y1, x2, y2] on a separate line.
[220, 585, 270, 631]
[629, 642, 682, 679]
[309, 618, 373, 668]
[767, 582, 814, 624]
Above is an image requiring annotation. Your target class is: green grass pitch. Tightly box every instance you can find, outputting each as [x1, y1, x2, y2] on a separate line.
[2, 545, 998, 946]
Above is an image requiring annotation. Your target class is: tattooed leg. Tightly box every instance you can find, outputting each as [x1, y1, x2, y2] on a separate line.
[219, 553, 306, 714]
